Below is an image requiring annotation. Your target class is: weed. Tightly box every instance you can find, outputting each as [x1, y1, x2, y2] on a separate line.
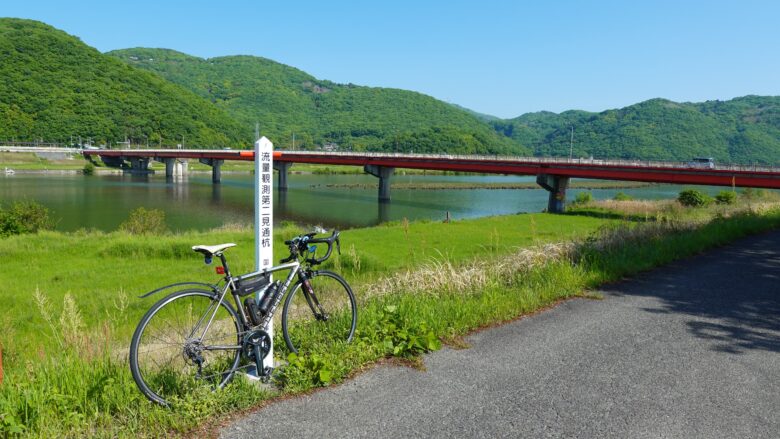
[34, 287, 64, 349]
[714, 190, 737, 205]
[574, 191, 594, 204]
[365, 305, 441, 358]
[347, 244, 361, 276]
[60, 293, 86, 351]
[277, 353, 334, 388]
[119, 207, 168, 235]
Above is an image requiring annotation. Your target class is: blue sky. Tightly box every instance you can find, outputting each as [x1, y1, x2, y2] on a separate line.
[4, 0, 779, 118]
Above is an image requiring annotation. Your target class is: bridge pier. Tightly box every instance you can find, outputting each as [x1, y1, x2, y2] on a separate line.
[128, 157, 153, 174]
[160, 158, 187, 178]
[536, 174, 569, 213]
[163, 158, 176, 178]
[274, 162, 293, 191]
[199, 158, 224, 183]
[175, 160, 188, 176]
[364, 165, 395, 202]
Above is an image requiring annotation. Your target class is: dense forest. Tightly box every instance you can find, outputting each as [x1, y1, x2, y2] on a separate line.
[491, 96, 780, 164]
[108, 48, 523, 155]
[1, 19, 778, 163]
[0, 18, 249, 148]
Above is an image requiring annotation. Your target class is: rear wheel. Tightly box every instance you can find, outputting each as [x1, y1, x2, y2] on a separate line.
[281, 270, 357, 354]
[129, 289, 242, 406]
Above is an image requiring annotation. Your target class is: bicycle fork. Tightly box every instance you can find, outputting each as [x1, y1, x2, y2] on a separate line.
[301, 275, 329, 321]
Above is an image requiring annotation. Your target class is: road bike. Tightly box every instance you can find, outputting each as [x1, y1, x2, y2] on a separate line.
[129, 229, 357, 406]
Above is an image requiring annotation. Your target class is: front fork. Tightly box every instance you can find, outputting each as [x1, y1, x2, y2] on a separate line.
[299, 270, 328, 321]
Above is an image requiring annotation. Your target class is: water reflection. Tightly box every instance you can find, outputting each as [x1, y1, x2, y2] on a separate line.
[211, 183, 222, 204]
[128, 174, 150, 184]
[378, 202, 389, 224]
[277, 190, 289, 217]
[0, 172, 744, 232]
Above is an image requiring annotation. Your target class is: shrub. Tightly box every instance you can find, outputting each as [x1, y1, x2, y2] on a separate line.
[613, 192, 634, 201]
[678, 189, 712, 207]
[82, 162, 95, 175]
[119, 207, 168, 235]
[574, 191, 593, 204]
[714, 190, 737, 205]
[0, 201, 54, 237]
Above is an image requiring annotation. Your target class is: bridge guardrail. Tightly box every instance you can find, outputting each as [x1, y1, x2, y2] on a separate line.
[34, 144, 780, 174]
[279, 150, 780, 174]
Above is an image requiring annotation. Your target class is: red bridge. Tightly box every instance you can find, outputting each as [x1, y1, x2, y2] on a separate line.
[83, 149, 780, 213]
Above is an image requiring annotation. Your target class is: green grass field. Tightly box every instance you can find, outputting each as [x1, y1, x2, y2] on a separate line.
[3, 200, 780, 437]
[0, 213, 606, 360]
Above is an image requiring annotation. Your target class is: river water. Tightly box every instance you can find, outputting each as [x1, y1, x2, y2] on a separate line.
[0, 172, 721, 232]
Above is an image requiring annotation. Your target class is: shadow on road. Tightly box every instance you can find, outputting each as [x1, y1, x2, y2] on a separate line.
[601, 232, 780, 355]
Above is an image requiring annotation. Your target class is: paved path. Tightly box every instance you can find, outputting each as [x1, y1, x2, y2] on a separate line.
[221, 230, 780, 438]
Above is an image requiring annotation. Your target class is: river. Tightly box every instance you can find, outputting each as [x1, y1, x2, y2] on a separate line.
[0, 172, 724, 232]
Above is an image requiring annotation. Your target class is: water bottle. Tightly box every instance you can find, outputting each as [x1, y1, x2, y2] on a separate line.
[257, 282, 280, 314]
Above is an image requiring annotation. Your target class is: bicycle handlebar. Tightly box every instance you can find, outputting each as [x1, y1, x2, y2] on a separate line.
[282, 230, 340, 265]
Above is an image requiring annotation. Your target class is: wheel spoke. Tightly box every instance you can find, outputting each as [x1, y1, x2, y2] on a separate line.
[130, 290, 242, 406]
[282, 271, 356, 354]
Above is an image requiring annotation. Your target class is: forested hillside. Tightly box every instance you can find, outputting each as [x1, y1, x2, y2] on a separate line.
[1, 18, 777, 161]
[0, 19, 249, 148]
[491, 96, 780, 164]
[108, 48, 524, 155]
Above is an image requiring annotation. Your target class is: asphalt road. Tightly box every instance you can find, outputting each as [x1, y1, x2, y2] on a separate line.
[220, 230, 780, 438]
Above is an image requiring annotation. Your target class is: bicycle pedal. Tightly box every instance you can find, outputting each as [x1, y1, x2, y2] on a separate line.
[260, 366, 274, 381]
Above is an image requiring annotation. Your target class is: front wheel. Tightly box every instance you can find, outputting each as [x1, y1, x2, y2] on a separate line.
[129, 289, 242, 406]
[281, 270, 357, 354]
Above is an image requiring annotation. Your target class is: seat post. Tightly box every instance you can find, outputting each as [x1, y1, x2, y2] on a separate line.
[219, 253, 231, 278]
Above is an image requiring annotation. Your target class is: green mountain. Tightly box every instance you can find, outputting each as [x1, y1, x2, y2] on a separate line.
[2, 19, 777, 162]
[492, 96, 780, 164]
[0, 18, 249, 148]
[108, 48, 524, 155]
[447, 103, 501, 122]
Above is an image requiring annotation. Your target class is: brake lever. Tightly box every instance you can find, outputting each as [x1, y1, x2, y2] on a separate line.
[336, 237, 341, 255]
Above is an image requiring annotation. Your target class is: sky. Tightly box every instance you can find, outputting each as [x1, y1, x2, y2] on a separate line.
[3, 0, 779, 118]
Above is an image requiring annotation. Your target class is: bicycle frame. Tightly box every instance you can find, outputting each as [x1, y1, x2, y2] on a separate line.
[198, 260, 302, 349]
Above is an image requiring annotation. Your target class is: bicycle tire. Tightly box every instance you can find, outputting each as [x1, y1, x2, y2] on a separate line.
[281, 270, 357, 354]
[129, 289, 242, 406]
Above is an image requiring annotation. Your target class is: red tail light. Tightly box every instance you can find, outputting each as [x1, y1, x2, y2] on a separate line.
[216, 267, 225, 274]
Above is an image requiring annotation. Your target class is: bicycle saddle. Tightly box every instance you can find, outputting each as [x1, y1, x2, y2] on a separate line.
[192, 243, 236, 256]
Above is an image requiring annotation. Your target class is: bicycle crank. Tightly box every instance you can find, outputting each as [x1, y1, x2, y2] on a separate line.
[243, 328, 271, 358]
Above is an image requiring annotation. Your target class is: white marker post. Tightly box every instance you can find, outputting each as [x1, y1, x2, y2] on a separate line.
[255, 136, 274, 370]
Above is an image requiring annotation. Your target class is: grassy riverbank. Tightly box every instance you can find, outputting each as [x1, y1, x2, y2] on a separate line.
[0, 152, 85, 171]
[2, 200, 780, 437]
